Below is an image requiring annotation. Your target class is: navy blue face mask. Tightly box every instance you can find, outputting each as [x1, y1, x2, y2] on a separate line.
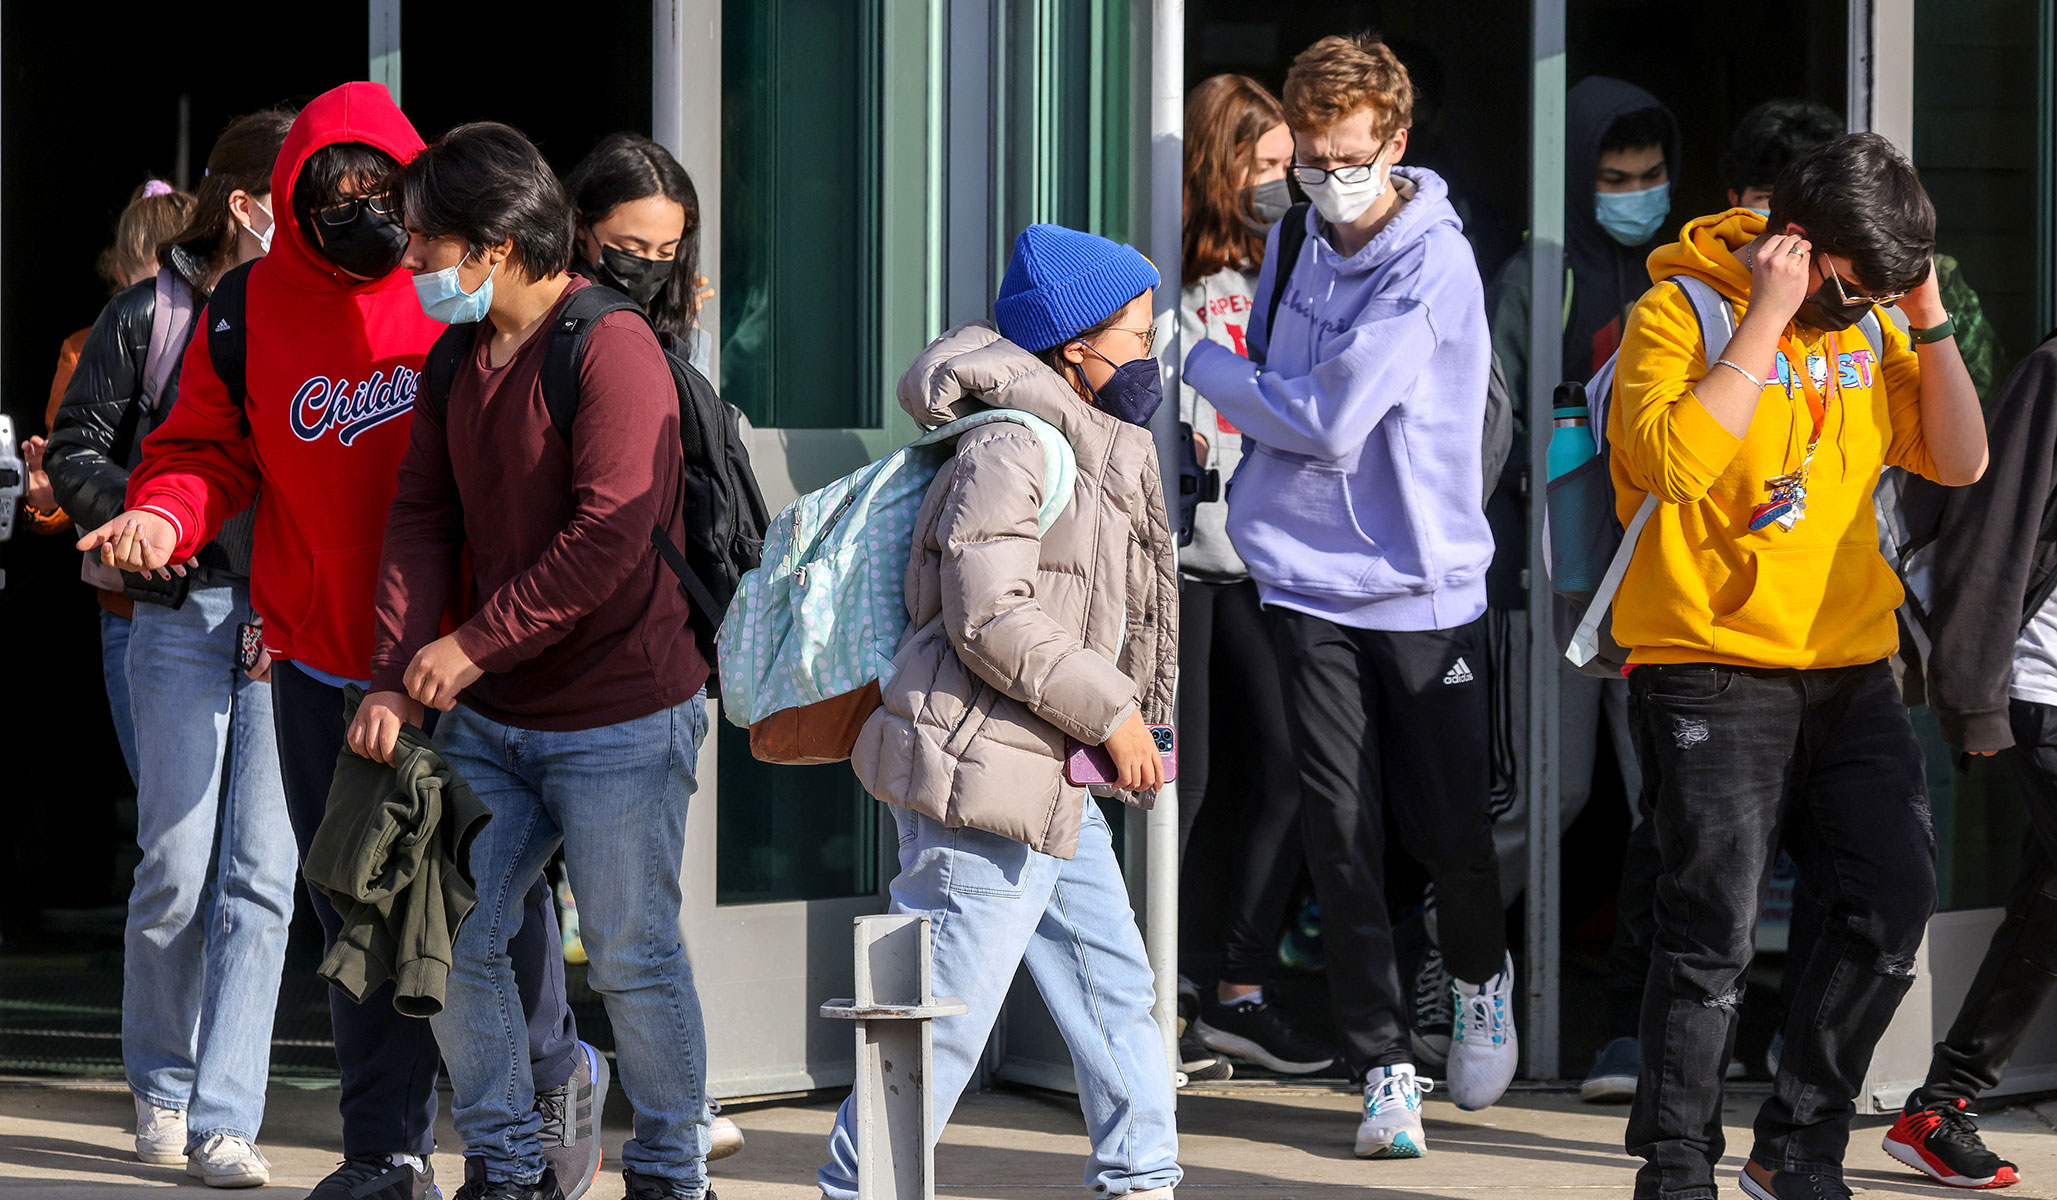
[1075, 343, 1164, 426]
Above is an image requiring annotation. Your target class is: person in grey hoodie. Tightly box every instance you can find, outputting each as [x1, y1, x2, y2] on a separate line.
[1184, 32, 1512, 1160]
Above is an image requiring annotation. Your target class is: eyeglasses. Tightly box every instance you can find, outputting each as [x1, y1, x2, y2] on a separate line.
[1290, 142, 1390, 188]
[316, 191, 398, 227]
[1103, 324, 1157, 356]
[1826, 265, 1906, 309]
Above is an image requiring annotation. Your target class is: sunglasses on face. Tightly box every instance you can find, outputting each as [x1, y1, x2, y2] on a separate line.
[1825, 263, 1907, 309]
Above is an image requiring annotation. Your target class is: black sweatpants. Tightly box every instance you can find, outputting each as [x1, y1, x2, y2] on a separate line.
[273, 664, 579, 1158]
[1270, 608, 1506, 1072]
[1177, 578, 1304, 986]
[1921, 698, 2057, 1102]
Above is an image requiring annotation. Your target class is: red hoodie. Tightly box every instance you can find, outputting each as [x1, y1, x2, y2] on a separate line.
[127, 83, 442, 679]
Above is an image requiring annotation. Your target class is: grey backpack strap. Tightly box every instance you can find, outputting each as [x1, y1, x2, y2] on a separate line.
[140, 269, 197, 419]
[1566, 277, 1738, 670]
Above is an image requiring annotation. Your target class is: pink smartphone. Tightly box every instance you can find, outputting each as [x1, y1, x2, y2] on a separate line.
[1065, 724, 1178, 787]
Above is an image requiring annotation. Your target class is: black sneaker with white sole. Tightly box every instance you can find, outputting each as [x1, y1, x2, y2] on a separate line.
[1737, 1167, 1853, 1200]
[1195, 994, 1336, 1074]
[1178, 1027, 1233, 1083]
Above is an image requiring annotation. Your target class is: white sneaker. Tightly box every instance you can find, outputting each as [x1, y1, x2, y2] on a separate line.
[709, 1107, 746, 1161]
[133, 1094, 187, 1166]
[1355, 1064, 1431, 1158]
[1446, 954, 1519, 1111]
[184, 1132, 271, 1188]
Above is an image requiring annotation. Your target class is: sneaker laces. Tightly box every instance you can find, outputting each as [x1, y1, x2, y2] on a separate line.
[535, 1084, 569, 1144]
[195, 1132, 268, 1165]
[1455, 989, 1506, 1046]
[1366, 1070, 1433, 1116]
[1924, 1099, 1990, 1150]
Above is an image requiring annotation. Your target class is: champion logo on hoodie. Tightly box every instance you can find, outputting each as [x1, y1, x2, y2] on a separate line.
[289, 367, 421, 447]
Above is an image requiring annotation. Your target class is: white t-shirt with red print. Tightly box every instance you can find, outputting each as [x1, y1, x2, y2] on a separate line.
[1178, 265, 1257, 581]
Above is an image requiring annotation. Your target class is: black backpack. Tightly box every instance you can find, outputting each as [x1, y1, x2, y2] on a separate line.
[1265, 202, 1514, 501]
[413, 285, 770, 673]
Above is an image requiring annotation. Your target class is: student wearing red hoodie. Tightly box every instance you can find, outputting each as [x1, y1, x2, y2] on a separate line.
[79, 84, 602, 1200]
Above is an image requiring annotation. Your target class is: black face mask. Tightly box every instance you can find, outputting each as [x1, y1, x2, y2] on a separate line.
[1794, 275, 1871, 332]
[586, 242, 676, 307]
[312, 208, 408, 280]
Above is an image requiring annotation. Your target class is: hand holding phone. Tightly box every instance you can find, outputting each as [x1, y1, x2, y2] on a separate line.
[236, 622, 264, 673]
[1066, 719, 1177, 789]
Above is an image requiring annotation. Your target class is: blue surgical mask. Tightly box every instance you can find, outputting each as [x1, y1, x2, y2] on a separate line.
[1594, 181, 1672, 247]
[413, 254, 497, 325]
[1748, 206, 1771, 217]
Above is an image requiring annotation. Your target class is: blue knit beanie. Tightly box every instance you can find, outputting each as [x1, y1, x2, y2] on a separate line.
[993, 224, 1161, 353]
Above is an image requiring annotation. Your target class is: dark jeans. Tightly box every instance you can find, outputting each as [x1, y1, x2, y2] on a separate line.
[1921, 698, 2057, 1102]
[1607, 798, 1662, 1040]
[1270, 609, 1505, 1073]
[1177, 578, 1304, 986]
[1625, 661, 1934, 1199]
[272, 664, 579, 1158]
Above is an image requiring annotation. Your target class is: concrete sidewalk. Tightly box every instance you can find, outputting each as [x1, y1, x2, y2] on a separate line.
[4, 1077, 2053, 1197]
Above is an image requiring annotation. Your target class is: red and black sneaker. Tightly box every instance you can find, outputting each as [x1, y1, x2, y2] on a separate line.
[1883, 1095, 2020, 1189]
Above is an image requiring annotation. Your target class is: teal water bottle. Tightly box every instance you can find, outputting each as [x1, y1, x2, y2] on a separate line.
[1547, 381, 1595, 483]
[1545, 380, 1602, 593]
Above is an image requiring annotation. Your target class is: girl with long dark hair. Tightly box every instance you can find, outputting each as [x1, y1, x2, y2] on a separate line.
[45, 108, 297, 1188]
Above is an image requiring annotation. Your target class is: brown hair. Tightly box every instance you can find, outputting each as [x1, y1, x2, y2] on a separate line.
[96, 182, 196, 293]
[160, 108, 296, 289]
[1283, 32, 1415, 141]
[1183, 74, 1287, 281]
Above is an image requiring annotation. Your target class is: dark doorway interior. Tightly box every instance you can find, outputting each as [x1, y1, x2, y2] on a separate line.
[0, 5, 652, 1077]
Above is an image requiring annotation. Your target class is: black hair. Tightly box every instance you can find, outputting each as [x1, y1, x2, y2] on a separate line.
[293, 142, 400, 246]
[161, 108, 295, 285]
[398, 122, 574, 279]
[562, 133, 703, 338]
[1598, 107, 1673, 157]
[1722, 99, 1843, 195]
[1031, 300, 1143, 398]
[1767, 132, 1935, 294]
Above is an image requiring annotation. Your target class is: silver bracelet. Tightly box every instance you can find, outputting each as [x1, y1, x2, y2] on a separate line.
[1714, 358, 1767, 390]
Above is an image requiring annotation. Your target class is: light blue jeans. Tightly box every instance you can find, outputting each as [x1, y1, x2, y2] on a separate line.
[121, 582, 294, 1147]
[99, 608, 138, 784]
[431, 696, 712, 1193]
[819, 801, 1181, 1199]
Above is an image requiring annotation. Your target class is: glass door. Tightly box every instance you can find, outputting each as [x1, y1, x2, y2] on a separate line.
[663, 0, 941, 1098]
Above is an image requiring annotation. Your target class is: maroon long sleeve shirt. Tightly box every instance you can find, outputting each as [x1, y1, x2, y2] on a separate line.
[370, 278, 707, 730]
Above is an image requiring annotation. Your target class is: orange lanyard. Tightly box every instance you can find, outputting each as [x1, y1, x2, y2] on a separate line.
[1777, 329, 1837, 455]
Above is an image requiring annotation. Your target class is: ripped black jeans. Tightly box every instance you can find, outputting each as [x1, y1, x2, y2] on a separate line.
[1625, 660, 1935, 1200]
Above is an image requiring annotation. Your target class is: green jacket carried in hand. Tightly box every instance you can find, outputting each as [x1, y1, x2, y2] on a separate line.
[303, 688, 491, 1016]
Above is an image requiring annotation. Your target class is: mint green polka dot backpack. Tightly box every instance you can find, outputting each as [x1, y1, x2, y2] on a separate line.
[716, 409, 1076, 764]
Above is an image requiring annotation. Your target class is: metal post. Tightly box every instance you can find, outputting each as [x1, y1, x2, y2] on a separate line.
[1141, 0, 1184, 1078]
[822, 915, 968, 1200]
[368, 0, 402, 105]
[653, 0, 722, 375]
[1524, 0, 1567, 1081]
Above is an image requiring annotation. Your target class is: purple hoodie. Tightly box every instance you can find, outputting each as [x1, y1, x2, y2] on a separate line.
[1184, 167, 1493, 631]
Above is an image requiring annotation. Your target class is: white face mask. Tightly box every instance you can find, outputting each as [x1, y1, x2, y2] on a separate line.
[1301, 162, 1388, 226]
[242, 198, 275, 255]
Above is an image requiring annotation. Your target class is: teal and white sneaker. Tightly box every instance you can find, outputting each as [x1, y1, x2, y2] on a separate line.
[1447, 953, 1519, 1111]
[1355, 1064, 1431, 1159]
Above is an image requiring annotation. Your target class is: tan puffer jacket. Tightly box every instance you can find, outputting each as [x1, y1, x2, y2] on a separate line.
[851, 322, 1179, 859]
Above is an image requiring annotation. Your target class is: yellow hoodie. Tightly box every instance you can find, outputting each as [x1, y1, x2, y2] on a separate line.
[1607, 209, 1933, 669]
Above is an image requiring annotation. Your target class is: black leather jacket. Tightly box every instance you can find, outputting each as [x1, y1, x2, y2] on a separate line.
[47, 248, 254, 605]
